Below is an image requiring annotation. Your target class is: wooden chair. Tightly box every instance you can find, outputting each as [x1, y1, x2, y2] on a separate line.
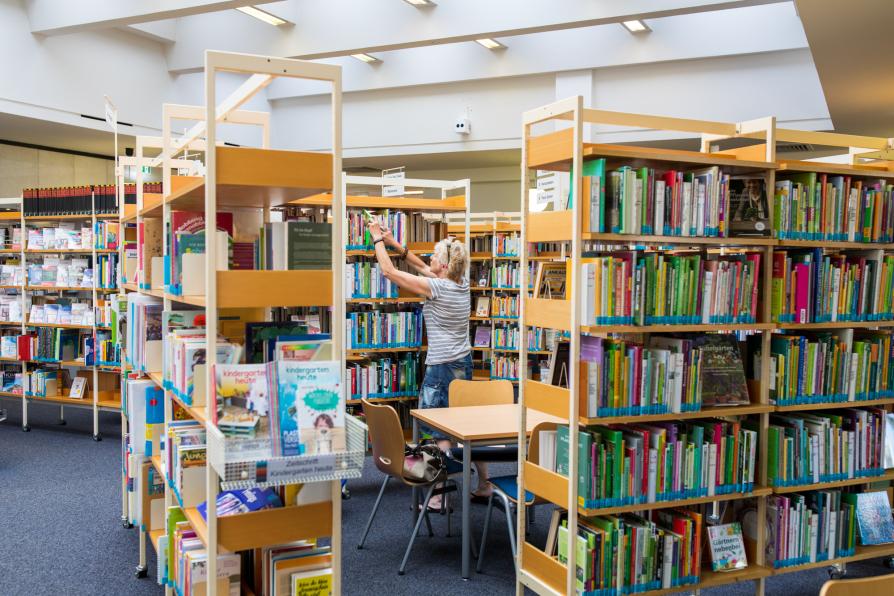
[356, 399, 458, 575]
[819, 573, 894, 596]
[476, 421, 557, 575]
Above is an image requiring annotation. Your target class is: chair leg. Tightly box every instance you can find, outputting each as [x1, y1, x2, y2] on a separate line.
[476, 493, 495, 573]
[495, 491, 518, 575]
[358, 476, 389, 549]
[424, 507, 434, 537]
[399, 483, 436, 575]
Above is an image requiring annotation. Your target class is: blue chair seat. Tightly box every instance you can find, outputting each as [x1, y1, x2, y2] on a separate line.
[490, 475, 535, 505]
[449, 445, 518, 462]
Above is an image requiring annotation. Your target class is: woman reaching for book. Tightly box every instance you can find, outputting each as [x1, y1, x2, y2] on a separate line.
[367, 219, 493, 508]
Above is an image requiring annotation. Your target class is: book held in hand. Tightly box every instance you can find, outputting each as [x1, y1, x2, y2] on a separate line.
[707, 522, 748, 572]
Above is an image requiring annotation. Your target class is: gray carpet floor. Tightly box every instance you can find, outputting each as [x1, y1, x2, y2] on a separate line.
[1, 400, 893, 595]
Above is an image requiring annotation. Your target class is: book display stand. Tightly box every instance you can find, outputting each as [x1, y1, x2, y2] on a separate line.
[516, 97, 894, 596]
[119, 50, 360, 595]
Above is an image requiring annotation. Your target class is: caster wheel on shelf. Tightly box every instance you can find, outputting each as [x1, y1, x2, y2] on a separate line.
[342, 486, 351, 500]
[135, 566, 148, 579]
[58, 419, 67, 426]
[93, 433, 102, 442]
[22, 425, 30, 432]
[828, 569, 845, 580]
[884, 557, 894, 569]
[122, 519, 133, 529]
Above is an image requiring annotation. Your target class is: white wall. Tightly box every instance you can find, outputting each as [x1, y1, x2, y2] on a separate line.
[0, 0, 172, 135]
[0, 144, 114, 198]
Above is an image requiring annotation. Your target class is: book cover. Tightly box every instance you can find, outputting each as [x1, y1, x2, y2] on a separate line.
[213, 363, 272, 459]
[473, 326, 491, 348]
[274, 360, 343, 457]
[287, 222, 332, 270]
[244, 322, 310, 364]
[728, 176, 770, 236]
[847, 491, 894, 545]
[475, 296, 490, 317]
[693, 334, 750, 406]
[291, 567, 333, 596]
[707, 522, 748, 571]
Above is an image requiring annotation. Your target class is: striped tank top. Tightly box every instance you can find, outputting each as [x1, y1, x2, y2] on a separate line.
[422, 277, 471, 365]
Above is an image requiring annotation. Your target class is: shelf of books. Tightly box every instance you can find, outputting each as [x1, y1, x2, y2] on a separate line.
[320, 173, 470, 431]
[516, 98, 894, 596]
[448, 211, 556, 383]
[0, 185, 124, 440]
[119, 51, 358, 596]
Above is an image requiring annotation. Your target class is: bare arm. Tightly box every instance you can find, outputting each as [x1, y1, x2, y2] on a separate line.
[370, 224, 432, 298]
[381, 226, 435, 278]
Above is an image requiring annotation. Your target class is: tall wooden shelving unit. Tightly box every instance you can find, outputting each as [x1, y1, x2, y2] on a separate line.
[0, 193, 123, 439]
[516, 97, 894, 596]
[119, 51, 361, 595]
[448, 211, 551, 382]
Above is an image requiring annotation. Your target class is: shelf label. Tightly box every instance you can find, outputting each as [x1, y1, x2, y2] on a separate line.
[382, 167, 405, 197]
[264, 453, 337, 482]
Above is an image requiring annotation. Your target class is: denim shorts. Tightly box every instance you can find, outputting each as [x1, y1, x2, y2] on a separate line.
[419, 353, 472, 439]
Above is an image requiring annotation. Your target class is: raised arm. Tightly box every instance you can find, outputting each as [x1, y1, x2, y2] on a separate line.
[369, 220, 433, 298]
[380, 226, 435, 278]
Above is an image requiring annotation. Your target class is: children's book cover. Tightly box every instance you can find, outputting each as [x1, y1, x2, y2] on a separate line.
[707, 522, 748, 571]
[274, 361, 343, 456]
[214, 363, 272, 459]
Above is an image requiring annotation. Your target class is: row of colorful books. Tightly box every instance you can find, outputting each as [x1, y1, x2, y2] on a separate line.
[767, 408, 886, 487]
[770, 249, 894, 323]
[28, 302, 94, 326]
[578, 252, 760, 326]
[550, 420, 757, 509]
[346, 209, 446, 249]
[21, 185, 118, 217]
[774, 174, 894, 243]
[345, 354, 420, 399]
[493, 326, 544, 351]
[495, 231, 519, 256]
[557, 508, 703, 593]
[344, 261, 397, 300]
[768, 491, 857, 568]
[763, 331, 894, 405]
[26, 258, 96, 288]
[345, 309, 423, 349]
[490, 354, 520, 381]
[490, 262, 535, 289]
[489, 295, 518, 318]
[579, 334, 749, 418]
[583, 160, 742, 238]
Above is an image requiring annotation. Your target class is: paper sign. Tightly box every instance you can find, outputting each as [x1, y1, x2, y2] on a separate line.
[382, 167, 405, 197]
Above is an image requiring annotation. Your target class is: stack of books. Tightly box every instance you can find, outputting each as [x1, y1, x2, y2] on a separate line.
[490, 354, 520, 380]
[579, 252, 761, 326]
[345, 309, 423, 349]
[771, 249, 894, 323]
[765, 332, 894, 405]
[553, 420, 757, 509]
[495, 231, 519, 256]
[345, 353, 420, 399]
[346, 209, 407, 249]
[579, 334, 750, 418]
[775, 174, 894, 242]
[491, 262, 535, 289]
[345, 262, 398, 299]
[554, 509, 702, 593]
[768, 490, 857, 568]
[766, 408, 887, 487]
[491, 295, 518, 318]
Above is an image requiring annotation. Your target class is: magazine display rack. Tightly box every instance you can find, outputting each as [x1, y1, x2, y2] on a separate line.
[516, 98, 894, 596]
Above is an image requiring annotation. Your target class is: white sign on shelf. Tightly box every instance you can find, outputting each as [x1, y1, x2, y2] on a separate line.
[382, 167, 406, 197]
[103, 95, 118, 134]
[265, 453, 338, 482]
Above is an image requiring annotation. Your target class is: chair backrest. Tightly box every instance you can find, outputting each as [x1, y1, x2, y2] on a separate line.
[528, 421, 559, 467]
[362, 399, 406, 478]
[449, 379, 514, 408]
[819, 574, 894, 596]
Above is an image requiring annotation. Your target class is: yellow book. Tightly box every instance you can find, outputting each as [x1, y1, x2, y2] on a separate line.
[291, 567, 332, 596]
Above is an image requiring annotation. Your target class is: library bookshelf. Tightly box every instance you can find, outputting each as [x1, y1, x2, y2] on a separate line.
[118, 51, 360, 595]
[516, 98, 894, 596]
[0, 193, 122, 441]
[447, 211, 552, 383]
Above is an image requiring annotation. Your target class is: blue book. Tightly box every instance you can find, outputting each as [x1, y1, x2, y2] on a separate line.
[845, 491, 894, 545]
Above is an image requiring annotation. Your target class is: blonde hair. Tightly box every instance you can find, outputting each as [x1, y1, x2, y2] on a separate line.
[433, 237, 468, 283]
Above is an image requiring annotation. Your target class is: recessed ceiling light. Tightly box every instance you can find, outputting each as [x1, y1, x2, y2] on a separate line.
[475, 38, 506, 50]
[403, 0, 436, 6]
[236, 6, 290, 26]
[621, 20, 651, 33]
[351, 53, 381, 64]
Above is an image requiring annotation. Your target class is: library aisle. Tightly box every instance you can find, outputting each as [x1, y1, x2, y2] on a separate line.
[1, 407, 891, 596]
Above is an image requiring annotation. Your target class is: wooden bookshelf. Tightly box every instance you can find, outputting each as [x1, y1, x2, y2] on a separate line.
[117, 52, 350, 595]
[517, 101, 894, 596]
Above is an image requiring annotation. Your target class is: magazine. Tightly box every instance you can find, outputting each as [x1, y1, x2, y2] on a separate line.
[272, 360, 343, 457]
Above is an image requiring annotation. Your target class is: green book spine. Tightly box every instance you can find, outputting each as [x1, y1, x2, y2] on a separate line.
[578, 431, 592, 504]
[556, 425, 570, 477]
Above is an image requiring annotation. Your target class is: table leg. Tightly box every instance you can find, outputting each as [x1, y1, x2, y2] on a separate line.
[462, 441, 471, 580]
[412, 418, 419, 522]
